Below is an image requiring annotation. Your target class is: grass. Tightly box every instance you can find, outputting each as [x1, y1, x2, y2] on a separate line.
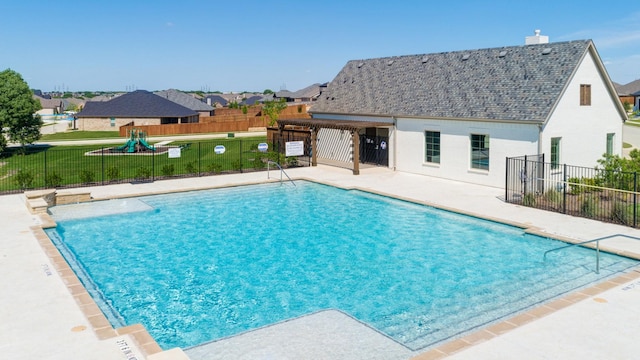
[40, 131, 121, 141]
[0, 137, 282, 192]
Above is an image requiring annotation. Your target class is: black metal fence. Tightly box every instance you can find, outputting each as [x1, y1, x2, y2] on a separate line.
[506, 155, 639, 227]
[0, 137, 310, 195]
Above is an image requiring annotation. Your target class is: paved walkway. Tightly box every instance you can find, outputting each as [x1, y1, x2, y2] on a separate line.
[2, 165, 640, 359]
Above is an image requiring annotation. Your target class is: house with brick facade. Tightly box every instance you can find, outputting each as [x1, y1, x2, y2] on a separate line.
[76, 90, 198, 131]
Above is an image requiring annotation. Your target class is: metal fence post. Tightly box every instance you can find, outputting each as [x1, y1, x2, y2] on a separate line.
[101, 148, 105, 185]
[505, 157, 509, 202]
[43, 149, 47, 188]
[562, 163, 567, 214]
[634, 172, 638, 228]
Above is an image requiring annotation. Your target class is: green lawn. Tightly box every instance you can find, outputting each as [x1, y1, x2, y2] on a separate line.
[0, 137, 290, 193]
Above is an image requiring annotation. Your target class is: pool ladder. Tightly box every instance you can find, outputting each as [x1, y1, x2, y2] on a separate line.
[267, 161, 296, 187]
[543, 234, 640, 274]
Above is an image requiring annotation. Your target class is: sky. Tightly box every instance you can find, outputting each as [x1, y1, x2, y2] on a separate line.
[1, 0, 639, 93]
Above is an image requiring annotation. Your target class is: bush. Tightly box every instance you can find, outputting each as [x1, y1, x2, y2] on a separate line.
[286, 156, 299, 167]
[45, 172, 62, 187]
[522, 193, 536, 207]
[206, 162, 222, 174]
[232, 160, 242, 171]
[13, 169, 34, 189]
[580, 195, 598, 218]
[184, 161, 197, 174]
[543, 189, 562, 205]
[79, 170, 95, 184]
[252, 155, 267, 169]
[610, 200, 632, 225]
[106, 166, 120, 182]
[161, 164, 175, 176]
[135, 167, 151, 180]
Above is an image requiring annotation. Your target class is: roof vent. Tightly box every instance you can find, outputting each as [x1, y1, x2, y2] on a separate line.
[387, 60, 394, 66]
[462, 54, 470, 61]
[499, 50, 507, 58]
[421, 56, 429, 63]
[542, 47, 552, 55]
[357, 62, 364, 68]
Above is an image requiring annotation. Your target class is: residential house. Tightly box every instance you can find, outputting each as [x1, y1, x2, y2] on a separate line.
[33, 95, 64, 116]
[291, 35, 625, 188]
[614, 79, 640, 111]
[155, 89, 214, 116]
[204, 95, 228, 108]
[76, 90, 198, 131]
[275, 83, 323, 103]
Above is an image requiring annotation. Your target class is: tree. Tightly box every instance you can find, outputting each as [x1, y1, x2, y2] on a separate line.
[0, 69, 42, 152]
[263, 89, 274, 95]
[262, 98, 287, 126]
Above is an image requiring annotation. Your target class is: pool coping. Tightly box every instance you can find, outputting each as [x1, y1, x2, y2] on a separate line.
[29, 177, 640, 359]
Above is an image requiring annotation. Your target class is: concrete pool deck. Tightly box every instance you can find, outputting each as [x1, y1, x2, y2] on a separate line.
[2, 165, 640, 359]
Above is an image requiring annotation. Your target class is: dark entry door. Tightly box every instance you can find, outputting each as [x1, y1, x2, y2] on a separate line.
[359, 129, 388, 166]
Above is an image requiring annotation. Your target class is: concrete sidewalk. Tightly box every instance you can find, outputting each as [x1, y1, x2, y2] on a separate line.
[2, 165, 639, 359]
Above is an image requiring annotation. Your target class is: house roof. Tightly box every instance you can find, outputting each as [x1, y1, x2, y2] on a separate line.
[77, 90, 197, 118]
[33, 95, 62, 110]
[615, 79, 640, 96]
[154, 89, 214, 112]
[242, 95, 263, 105]
[204, 95, 228, 106]
[276, 84, 322, 99]
[310, 40, 617, 123]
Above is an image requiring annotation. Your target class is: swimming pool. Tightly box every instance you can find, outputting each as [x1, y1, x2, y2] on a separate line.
[45, 181, 639, 351]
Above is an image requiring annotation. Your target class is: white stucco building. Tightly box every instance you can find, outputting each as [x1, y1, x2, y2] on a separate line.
[291, 35, 626, 188]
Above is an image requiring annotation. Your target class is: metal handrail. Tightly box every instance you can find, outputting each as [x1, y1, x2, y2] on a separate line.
[543, 234, 640, 274]
[267, 161, 296, 186]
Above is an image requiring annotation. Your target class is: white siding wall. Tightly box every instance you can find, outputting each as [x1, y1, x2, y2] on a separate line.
[541, 51, 623, 168]
[395, 118, 539, 188]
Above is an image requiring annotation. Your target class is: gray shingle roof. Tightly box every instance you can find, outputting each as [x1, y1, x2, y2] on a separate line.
[615, 79, 640, 96]
[311, 40, 594, 122]
[78, 90, 197, 118]
[154, 89, 214, 112]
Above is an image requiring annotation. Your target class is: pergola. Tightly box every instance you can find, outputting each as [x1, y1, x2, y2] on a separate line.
[277, 119, 393, 175]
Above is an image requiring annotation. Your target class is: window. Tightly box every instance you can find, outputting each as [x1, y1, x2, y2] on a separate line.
[606, 133, 615, 155]
[470, 134, 489, 170]
[110, 117, 116, 127]
[580, 84, 591, 106]
[424, 131, 440, 163]
[551, 137, 561, 170]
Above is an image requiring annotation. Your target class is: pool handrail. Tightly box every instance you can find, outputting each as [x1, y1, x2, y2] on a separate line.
[543, 234, 640, 274]
[267, 161, 296, 186]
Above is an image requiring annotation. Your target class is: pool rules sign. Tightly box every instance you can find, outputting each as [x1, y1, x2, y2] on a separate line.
[285, 141, 304, 157]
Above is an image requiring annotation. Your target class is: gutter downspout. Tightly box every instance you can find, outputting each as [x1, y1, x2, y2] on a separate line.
[392, 116, 397, 171]
[537, 123, 543, 157]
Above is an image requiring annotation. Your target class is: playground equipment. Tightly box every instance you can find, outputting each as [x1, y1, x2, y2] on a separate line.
[115, 129, 155, 153]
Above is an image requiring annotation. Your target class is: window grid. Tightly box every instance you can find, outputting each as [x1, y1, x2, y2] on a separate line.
[470, 134, 489, 170]
[424, 131, 440, 163]
[551, 137, 561, 170]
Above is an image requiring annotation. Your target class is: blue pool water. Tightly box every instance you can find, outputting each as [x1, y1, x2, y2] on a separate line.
[46, 181, 638, 351]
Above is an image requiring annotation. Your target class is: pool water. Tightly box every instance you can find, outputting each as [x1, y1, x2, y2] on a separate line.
[46, 181, 638, 350]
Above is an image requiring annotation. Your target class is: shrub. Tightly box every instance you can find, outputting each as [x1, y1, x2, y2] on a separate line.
[543, 189, 562, 205]
[286, 156, 299, 167]
[232, 160, 242, 171]
[79, 170, 95, 184]
[45, 172, 62, 187]
[13, 169, 34, 189]
[580, 195, 598, 218]
[522, 192, 536, 207]
[206, 162, 222, 174]
[184, 161, 197, 174]
[161, 164, 175, 176]
[135, 167, 151, 180]
[252, 155, 266, 169]
[610, 200, 632, 225]
[106, 166, 120, 182]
